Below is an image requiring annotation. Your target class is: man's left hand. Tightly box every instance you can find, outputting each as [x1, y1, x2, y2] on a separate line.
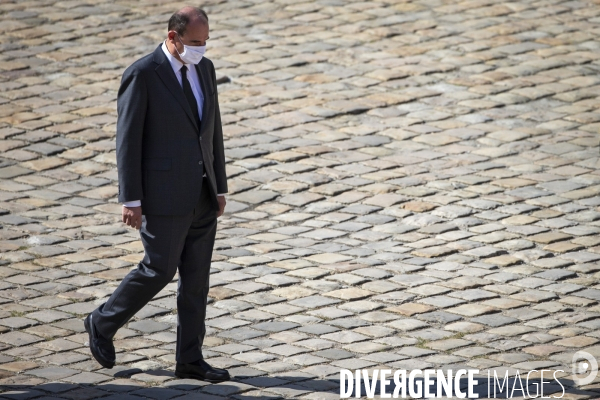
[217, 196, 226, 218]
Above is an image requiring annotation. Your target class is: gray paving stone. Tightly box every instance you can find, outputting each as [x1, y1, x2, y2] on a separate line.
[128, 320, 170, 334]
[0, 0, 599, 395]
[252, 321, 299, 333]
[219, 328, 267, 341]
[418, 295, 467, 308]
[288, 296, 340, 309]
[470, 314, 520, 327]
[449, 289, 498, 301]
[417, 311, 463, 324]
[27, 367, 79, 380]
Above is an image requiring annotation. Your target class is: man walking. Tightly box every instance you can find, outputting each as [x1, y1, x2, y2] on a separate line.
[84, 6, 229, 382]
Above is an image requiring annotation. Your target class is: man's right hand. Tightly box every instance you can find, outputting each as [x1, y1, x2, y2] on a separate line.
[123, 206, 143, 230]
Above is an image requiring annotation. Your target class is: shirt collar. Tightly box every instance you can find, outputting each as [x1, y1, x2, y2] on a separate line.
[161, 40, 188, 72]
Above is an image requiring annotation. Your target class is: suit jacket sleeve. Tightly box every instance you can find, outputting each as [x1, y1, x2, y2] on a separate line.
[116, 67, 147, 203]
[210, 62, 228, 195]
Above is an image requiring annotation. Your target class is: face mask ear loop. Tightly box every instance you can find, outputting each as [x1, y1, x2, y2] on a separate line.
[174, 33, 185, 58]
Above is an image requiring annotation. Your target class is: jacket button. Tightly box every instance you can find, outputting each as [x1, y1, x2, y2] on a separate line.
[198, 161, 203, 165]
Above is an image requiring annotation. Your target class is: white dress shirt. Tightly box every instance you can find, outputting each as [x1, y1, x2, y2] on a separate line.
[161, 41, 204, 121]
[123, 41, 224, 208]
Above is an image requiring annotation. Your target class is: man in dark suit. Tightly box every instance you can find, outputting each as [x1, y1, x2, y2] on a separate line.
[84, 6, 230, 382]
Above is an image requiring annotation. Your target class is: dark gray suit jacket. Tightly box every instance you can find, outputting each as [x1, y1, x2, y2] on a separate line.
[116, 45, 227, 216]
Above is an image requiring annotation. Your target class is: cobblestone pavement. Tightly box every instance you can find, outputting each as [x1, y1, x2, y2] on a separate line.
[0, 0, 599, 399]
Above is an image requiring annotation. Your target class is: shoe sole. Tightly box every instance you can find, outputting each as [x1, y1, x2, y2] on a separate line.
[174, 370, 230, 383]
[84, 315, 115, 369]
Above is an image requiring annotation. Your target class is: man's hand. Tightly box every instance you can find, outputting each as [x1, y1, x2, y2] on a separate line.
[217, 196, 226, 218]
[123, 206, 143, 229]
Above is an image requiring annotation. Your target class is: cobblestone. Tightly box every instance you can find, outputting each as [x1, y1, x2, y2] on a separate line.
[0, 0, 598, 398]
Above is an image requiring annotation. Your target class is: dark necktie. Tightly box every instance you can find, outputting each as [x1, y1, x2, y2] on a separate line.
[180, 66, 200, 128]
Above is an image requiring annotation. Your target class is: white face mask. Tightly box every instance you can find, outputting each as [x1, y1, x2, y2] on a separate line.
[175, 34, 206, 64]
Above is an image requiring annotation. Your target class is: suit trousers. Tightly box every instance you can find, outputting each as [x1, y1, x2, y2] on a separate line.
[92, 180, 217, 363]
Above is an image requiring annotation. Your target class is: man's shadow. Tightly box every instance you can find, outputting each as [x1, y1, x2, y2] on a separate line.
[0, 367, 335, 399]
[0, 369, 597, 399]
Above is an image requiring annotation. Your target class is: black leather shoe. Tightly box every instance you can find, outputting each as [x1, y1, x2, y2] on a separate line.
[175, 359, 230, 382]
[84, 314, 115, 369]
